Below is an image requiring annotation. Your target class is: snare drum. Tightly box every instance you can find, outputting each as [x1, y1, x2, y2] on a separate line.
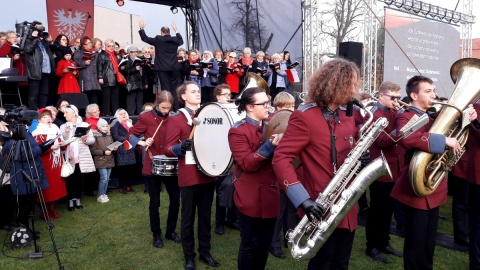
[193, 102, 245, 176]
[151, 155, 178, 176]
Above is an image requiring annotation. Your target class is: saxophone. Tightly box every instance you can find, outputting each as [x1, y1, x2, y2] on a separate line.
[287, 107, 391, 260]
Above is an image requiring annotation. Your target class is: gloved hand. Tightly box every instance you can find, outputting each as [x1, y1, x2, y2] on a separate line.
[180, 139, 193, 155]
[360, 151, 370, 169]
[300, 199, 325, 222]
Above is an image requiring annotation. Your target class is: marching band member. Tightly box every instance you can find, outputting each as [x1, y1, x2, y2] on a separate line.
[164, 81, 219, 270]
[272, 58, 361, 270]
[390, 75, 475, 270]
[128, 90, 181, 248]
[228, 87, 281, 270]
[466, 102, 480, 269]
[213, 84, 240, 235]
[364, 81, 403, 263]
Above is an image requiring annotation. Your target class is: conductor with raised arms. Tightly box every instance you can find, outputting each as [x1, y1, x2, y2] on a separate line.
[139, 20, 183, 111]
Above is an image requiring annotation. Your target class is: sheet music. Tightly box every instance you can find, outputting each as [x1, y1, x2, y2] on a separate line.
[0, 57, 12, 74]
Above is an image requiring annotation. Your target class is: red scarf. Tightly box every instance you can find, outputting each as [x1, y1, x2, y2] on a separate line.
[105, 50, 119, 74]
[242, 57, 254, 66]
[188, 58, 198, 64]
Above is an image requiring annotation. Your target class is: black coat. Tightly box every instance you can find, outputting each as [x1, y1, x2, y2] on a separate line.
[73, 48, 102, 91]
[138, 29, 183, 72]
[110, 121, 136, 166]
[120, 57, 147, 91]
[24, 37, 55, 80]
[97, 51, 117, 87]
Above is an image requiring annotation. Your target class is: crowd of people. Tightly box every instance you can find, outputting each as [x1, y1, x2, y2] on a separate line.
[0, 20, 478, 270]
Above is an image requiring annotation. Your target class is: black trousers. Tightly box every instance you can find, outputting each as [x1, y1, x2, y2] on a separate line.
[201, 86, 214, 104]
[65, 164, 84, 200]
[126, 89, 144, 115]
[102, 85, 119, 115]
[271, 190, 297, 249]
[180, 182, 215, 259]
[15, 193, 36, 228]
[269, 87, 285, 105]
[366, 181, 395, 250]
[28, 73, 50, 110]
[307, 228, 355, 270]
[238, 212, 276, 270]
[469, 183, 480, 269]
[157, 71, 180, 111]
[117, 164, 135, 189]
[0, 185, 14, 227]
[85, 90, 101, 107]
[403, 205, 439, 270]
[449, 173, 469, 242]
[215, 175, 238, 227]
[146, 175, 180, 237]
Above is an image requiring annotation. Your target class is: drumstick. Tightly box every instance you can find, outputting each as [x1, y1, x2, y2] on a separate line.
[188, 118, 201, 140]
[145, 120, 164, 152]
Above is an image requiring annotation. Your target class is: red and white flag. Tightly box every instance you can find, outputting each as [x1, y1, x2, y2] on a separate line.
[285, 69, 300, 83]
[123, 140, 133, 151]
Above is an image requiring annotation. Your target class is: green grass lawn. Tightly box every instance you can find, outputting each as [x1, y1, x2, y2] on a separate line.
[0, 185, 468, 270]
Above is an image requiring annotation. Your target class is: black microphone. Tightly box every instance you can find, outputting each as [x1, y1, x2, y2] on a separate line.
[346, 101, 354, 117]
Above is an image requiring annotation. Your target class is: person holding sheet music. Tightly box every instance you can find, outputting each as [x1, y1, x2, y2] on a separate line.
[119, 46, 147, 115]
[200, 50, 219, 104]
[110, 109, 137, 194]
[60, 105, 95, 212]
[73, 37, 102, 106]
[225, 52, 243, 99]
[55, 46, 80, 94]
[238, 47, 254, 90]
[97, 39, 120, 116]
[252, 51, 268, 82]
[266, 53, 288, 103]
[180, 49, 203, 88]
[214, 50, 227, 84]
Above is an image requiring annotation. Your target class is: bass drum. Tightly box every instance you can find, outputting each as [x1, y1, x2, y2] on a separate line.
[193, 102, 245, 176]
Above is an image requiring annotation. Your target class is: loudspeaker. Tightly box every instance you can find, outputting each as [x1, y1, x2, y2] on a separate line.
[58, 93, 89, 109]
[339, 42, 363, 68]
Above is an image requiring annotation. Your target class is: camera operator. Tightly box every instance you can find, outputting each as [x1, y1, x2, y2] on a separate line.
[24, 21, 55, 110]
[0, 122, 15, 231]
[0, 120, 49, 235]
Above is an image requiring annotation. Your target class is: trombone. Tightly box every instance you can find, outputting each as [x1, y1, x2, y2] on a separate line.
[368, 93, 410, 111]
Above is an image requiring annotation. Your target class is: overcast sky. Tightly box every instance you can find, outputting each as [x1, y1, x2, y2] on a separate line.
[0, 0, 478, 40]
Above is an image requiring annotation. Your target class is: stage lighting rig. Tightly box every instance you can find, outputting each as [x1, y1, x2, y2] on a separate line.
[116, 0, 124, 7]
[170, 6, 178, 14]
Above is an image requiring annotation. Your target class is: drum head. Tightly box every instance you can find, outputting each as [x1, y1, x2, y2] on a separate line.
[193, 103, 245, 176]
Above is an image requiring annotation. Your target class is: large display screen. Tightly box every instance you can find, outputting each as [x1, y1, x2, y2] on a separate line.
[383, 8, 460, 98]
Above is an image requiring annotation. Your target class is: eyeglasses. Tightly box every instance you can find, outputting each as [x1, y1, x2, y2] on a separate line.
[383, 94, 401, 101]
[106, 45, 114, 47]
[220, 93, 231, 97]
[60, 38, 67, 41]
[84, 42, 92, 45]
[251, 101, 270, 108]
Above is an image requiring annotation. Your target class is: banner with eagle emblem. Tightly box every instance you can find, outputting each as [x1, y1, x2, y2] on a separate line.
[46, 0, 93, 45]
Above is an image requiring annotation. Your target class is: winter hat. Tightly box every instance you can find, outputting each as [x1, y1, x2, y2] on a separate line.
[97, 118, 109, 128]
[127, 46, 139, 53]
[57, 45, 73, 56]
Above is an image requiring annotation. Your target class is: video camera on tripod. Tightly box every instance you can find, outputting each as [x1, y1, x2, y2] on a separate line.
[0, 105, 39, 141]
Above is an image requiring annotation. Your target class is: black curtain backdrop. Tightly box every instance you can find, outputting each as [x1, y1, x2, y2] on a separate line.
[198, 0, 302, 63]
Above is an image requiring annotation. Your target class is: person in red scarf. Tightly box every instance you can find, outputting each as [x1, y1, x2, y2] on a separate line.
[238, 47, 254, 90]
[225, 52, 243, 98]
[97, 39, 119, 116]
[180, 49, 203, 88]
[55, 46, 80, 94]
[73, 37, 102, 106]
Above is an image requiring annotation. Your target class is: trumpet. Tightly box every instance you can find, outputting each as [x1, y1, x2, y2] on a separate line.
[368, 94, 410, 111]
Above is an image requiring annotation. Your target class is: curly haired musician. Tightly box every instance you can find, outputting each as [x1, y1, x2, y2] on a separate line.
[364, 81, 403, 263]
[164, 82, 219, 270]
[273, 58, 361, 270]
[127, 91, 181, 249]
[391, 75, 476, 270]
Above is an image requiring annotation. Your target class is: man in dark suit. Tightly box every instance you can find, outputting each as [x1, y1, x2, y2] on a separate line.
[139, 20, 183, 111]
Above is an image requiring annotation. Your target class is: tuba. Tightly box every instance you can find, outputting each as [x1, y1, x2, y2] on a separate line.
[410, 58, 480, 197]
[236, 72, 269, 99]
[287, 102, 391, 260]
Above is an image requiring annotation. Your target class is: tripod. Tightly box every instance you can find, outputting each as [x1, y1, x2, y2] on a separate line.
[0, 134, 64, 270]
